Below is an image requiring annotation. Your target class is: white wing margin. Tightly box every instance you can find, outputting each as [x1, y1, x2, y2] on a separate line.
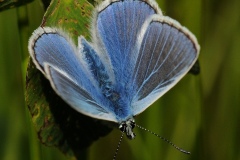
[45, 63, 117, 122]
[131, 15, 200, 115]
[28, 27, 118, 122]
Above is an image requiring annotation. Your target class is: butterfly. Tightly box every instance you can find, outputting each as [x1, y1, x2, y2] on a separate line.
[28, 0, 200, 140]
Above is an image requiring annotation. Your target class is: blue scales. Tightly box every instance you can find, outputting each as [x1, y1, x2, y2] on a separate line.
[28, 0, 200, 139]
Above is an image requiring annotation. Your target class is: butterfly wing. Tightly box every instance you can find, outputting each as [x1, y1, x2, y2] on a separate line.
[29, 0, 200, 123]
[92, 0, 161, 89]
[28, 27, 117, 122]
[44, 64, 116, 121]
[130, 15, 200, 115]
[92, 0, 199, 119]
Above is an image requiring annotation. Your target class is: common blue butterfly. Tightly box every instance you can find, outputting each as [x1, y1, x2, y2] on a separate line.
[28, 0, 199, 145]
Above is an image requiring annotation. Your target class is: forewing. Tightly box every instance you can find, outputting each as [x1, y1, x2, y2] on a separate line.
[92, 0, 161, 90]
[28, 27, 117, 122]
[131, 15, 200, 115]
[29, 27, 88, 80]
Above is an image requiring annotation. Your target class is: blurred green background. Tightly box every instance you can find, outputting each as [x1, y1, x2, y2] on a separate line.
[0, 0, 239, 159]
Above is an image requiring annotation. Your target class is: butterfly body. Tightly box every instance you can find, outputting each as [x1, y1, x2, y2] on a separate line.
[28, 0, 200, 138]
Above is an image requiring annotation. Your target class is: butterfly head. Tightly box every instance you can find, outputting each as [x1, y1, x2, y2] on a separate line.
[119, 118, 136, 139]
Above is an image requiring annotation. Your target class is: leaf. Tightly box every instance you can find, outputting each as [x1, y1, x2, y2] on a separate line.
[42, 0, 93, 42]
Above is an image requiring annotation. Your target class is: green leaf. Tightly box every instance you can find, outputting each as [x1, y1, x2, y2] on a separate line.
[42, 0, 94, 42]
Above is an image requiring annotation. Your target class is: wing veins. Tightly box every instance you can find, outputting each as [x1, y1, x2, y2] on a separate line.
[149, 29, 186, 91]
[143, 24, 163, 81]
[85, 99, 109, 113]
[156, 42, 192, 89]
[133, 25, 172, 99]
[152, 25, 172, 73]
[131, 24, 151, 92]
[140, 54, 186, 100]
[121, 3, 137, 82]
[111, 6, 122, 66]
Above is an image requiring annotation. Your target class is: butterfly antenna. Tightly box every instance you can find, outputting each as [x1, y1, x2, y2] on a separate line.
[136, 124, 190, 155]
[113, 132, 124, 160]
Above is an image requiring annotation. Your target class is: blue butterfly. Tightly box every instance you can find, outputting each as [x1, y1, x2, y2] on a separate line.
[28, 0, 200, 140]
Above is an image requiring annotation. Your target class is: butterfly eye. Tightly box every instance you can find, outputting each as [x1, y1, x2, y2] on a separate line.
[130, 119, 136, 129]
